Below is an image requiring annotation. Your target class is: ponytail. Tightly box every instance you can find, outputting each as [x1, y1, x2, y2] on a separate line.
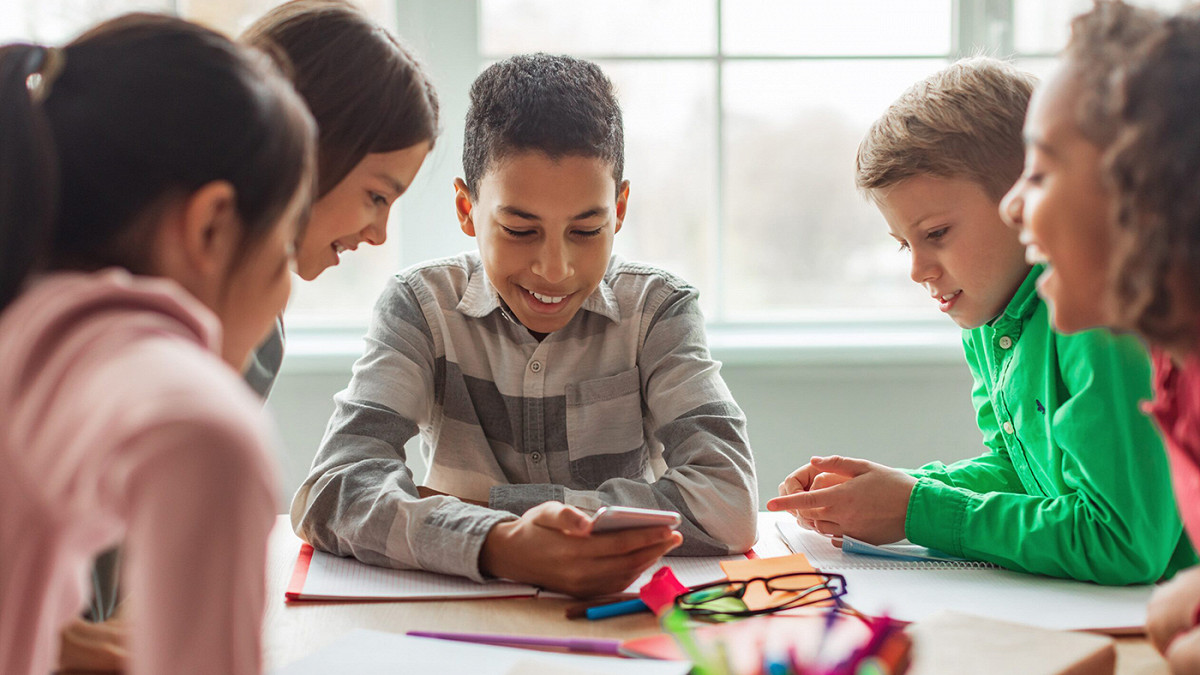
[0, 45, 59, 312]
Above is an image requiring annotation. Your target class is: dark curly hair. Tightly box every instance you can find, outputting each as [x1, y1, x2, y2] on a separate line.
[1107, 7, 1200, 352]
[1062, 0, 1163, 148]
[462, 53, 624, 198]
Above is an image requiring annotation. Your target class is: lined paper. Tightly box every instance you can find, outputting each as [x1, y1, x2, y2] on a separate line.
[777, 519, 1153, 632]
[295, 547, 539, 601]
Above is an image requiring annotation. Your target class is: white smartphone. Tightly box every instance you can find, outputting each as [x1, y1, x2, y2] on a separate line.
[590, 506, 682, 533]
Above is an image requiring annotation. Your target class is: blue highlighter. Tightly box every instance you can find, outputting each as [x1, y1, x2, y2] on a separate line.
[585, 598, 650, 620]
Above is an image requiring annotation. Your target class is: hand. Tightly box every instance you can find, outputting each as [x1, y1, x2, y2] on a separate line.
[777, 460, 850, 529]
[765, 455, 916, 544]
[416, 484, 487, 507]
[1167, 626, 1200, 674]
[479, 501, 683, 598]
[57, 614, 128, 674]
[1148, 566, 1200, 653]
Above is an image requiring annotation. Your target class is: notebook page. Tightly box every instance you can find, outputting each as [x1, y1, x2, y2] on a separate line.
[777, 519, 998, 570]
[272, 630, 691, 675]
[622, 554, 747, 594]
[840, 567, 1151, 632]
[775, 519, 1152, 632]
[300, 548, 538, 600]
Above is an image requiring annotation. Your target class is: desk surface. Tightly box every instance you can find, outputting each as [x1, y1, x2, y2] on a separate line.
[262, 514, 1170, 674]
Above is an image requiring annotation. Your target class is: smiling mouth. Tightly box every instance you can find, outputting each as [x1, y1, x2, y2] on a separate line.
[934, 290, 961, 303]
[1019, 231, 1050, 267]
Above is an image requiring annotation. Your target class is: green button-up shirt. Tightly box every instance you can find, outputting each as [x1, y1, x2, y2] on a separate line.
[905, 266, 1196, 585]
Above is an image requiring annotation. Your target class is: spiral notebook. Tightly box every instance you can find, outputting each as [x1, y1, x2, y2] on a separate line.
[777, 521, 999, 571]
[776, 519, 1153, 633]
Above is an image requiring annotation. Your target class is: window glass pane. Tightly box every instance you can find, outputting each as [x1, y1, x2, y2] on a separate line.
[480, 0, 716, 56]
[1015, 0, 1187, 54]
[180, 0, 395, 36]
[723, 0, 952, 56]
[722, 59, 948, 322]
[601, 61, 718, 313]
[0, 0, 169, 43]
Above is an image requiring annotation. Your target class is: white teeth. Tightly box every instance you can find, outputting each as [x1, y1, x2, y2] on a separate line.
[939, 291, 961, 302]
[333, 242, 346, 254]
[1025, 244, 1049, 266]
[530, 290, 566, 304]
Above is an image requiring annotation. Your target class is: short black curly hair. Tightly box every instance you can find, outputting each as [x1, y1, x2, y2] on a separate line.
[1107, 6, 1200, 351]
[462, 53, 624, 197]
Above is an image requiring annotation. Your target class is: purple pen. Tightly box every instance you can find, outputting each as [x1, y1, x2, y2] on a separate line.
[406, 630, 624, 656]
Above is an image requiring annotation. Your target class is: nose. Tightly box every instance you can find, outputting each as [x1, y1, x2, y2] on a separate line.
[532, 237, 572, 284]
[362, 212, 388, 246]
[999, 182, 1024, 231]
[909, 246, 940, 285]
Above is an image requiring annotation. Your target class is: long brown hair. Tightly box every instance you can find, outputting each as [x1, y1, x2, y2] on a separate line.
[242, 0, 440, 198]
[0, 13, 315, 312]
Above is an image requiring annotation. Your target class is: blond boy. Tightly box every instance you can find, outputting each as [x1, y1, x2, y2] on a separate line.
[769, 57, 1194, 584]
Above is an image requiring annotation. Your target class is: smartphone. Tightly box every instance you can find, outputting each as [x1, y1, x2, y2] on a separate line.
[590, 506, 682, 533]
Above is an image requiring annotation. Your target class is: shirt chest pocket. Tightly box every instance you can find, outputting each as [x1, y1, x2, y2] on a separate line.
[564, 367, 647, 489]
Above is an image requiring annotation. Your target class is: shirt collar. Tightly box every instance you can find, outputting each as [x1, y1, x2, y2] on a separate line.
[997, 264, 1044, 325]
[455, 258, 623, 325]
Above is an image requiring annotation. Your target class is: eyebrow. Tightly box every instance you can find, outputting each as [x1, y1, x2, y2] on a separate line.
[1023, 133, 1059, 159]
[496, 206, 610, 221]
[374, 172, 407, 197]
[900, 210, 950, 235]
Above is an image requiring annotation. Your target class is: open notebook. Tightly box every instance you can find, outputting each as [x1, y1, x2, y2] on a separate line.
[286, 543, 746, 602]
[777, 519, 1154, 633]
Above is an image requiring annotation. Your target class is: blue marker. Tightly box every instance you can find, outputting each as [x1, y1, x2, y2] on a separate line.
[585, 598, 650, 620]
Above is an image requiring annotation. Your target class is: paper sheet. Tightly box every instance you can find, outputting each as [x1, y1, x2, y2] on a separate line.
[776, 519, 1153, 632]
[271, 630, 691, 675]
[293, 546, 539, 600]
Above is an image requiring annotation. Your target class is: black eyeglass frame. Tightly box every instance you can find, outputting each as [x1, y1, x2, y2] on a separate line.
[673, 571, 849, 619]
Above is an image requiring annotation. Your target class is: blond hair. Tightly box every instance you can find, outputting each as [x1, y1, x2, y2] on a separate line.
[855, 57, 1037, 201]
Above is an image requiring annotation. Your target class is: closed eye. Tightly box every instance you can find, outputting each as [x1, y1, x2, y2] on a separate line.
[501, 226, 535, 237]
[927, 227, 949, 242]
[574, 228, 603, 238]
[370, 192, 388, 207]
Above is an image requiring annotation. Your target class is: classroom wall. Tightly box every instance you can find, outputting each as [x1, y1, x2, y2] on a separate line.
[265, 357, 983, 512]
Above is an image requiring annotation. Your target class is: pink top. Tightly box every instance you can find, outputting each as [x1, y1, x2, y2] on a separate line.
[0, 270, 279, 675]
[1145, 348, 1200, 549]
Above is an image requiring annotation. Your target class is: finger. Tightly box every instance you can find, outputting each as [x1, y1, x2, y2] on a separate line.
[811, 519, 843, 538]
[810, 471, 850, 491]
[590, 526, 680, 556]
[767, 489, 832, 512]
[810, 455, 873, 478]
[527, 501, 592, 534]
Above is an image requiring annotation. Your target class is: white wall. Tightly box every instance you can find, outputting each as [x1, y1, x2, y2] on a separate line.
[265, 354, 983, 511]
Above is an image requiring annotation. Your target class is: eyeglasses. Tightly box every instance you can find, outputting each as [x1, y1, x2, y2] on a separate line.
[674, 572, 848, 621]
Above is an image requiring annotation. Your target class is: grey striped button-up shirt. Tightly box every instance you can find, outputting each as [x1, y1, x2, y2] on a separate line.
[291, 252, 758, 581]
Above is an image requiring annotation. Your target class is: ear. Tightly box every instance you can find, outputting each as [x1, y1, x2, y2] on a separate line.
[179, 181, 240, 279]
[614, 180, 630, 235]
[454, 178, 476, 237]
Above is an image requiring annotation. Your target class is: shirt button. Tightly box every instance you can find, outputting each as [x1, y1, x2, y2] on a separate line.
[531, 452, 542, 463]
[1003, 421, 1015, 434]
[530, 361, 542, 373]
[998, 336, 1013, 350]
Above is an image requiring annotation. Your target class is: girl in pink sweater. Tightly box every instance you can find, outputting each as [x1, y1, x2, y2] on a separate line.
[0, 13, 314, 675]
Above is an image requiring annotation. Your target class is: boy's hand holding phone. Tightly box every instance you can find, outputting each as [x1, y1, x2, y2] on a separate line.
[479, 501, 682, 598]
[766, 455, 916, 544]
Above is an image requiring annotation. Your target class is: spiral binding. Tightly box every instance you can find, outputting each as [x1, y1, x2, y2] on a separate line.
[830, 559, 1000, 571]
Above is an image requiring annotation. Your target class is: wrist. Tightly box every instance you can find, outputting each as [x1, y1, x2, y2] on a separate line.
[479, 519, 518, 581]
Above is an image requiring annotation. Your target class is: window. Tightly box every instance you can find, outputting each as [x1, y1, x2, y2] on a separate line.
[2, 0, 1187, 337]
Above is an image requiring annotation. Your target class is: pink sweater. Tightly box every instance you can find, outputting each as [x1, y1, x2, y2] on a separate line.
[0, 270, 279, 675]
[1146, 349, 1200, 549]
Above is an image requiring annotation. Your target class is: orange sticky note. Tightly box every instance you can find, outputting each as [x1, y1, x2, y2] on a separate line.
[719, 553, 834, 611]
